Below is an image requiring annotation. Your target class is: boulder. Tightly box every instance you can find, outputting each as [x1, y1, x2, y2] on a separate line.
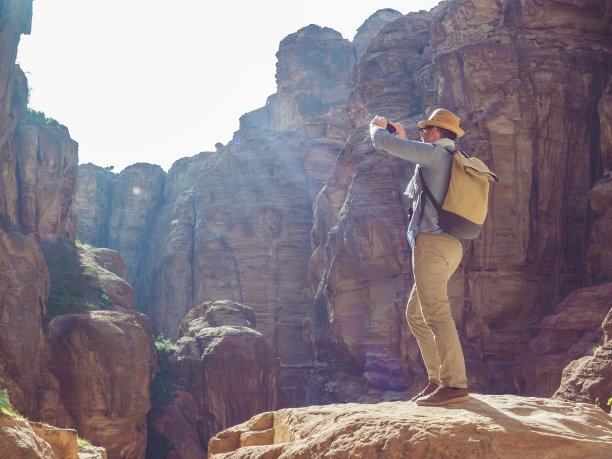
[44, 310, 155, 459]
[553, 304, 612, 413]
[168, 300, 280, 450]
[209, 395, 612, 458]
[513, 283, 612, 397]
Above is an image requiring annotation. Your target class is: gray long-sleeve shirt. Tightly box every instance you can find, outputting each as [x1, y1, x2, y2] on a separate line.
[370, 124, 455, 241]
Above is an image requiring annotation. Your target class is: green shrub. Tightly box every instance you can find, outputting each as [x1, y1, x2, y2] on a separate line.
[24, 108, 60, 127]
[150, 335, 178, 409]
[0, 387, 10, 413]
[41, 238, 111, 320]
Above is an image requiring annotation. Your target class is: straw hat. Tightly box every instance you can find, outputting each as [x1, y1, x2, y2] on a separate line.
[418, 109, 464, 137]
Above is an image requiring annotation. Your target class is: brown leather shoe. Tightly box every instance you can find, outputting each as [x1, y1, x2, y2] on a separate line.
[406, 381, 440, 402]
[415, 385, 469, 406]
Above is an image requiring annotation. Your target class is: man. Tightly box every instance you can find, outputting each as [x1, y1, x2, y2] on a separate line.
[369, 108, 469, 406]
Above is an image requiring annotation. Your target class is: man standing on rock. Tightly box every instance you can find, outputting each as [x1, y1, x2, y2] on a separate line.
[369, 109, 469, 406]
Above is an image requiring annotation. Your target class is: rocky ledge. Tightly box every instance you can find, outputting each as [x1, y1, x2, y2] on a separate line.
[209, 395, 612, 458]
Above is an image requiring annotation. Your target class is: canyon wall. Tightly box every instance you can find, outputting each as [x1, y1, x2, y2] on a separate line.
[307, 0, 612, 401]
[0, 2, 157, 457]
[0, 0, 609, 456]
[73, 0, 612, 413]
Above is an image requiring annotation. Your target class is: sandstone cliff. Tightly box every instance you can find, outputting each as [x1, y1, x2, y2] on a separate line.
[0, 2, 158, 457]
[0, 413, 107, 459]
[150, 300, 280, 455]
[72, 0, 612, 414]
[307, 0, 612, 403]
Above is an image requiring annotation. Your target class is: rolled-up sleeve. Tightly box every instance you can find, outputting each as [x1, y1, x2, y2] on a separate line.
[370, 124, 435, 166]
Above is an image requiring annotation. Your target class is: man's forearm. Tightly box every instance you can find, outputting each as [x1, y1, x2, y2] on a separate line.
[371, 125, 435, 165]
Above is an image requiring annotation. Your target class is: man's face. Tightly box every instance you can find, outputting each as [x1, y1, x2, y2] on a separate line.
[419, 126, 438, 143]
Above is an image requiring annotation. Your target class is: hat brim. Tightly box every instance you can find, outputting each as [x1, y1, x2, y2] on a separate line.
[418, 120, 464, 137]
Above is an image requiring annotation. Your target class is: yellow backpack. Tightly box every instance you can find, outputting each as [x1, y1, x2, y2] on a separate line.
[419, 149, 499, 240]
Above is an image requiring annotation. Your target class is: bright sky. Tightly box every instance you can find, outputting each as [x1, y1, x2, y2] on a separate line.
[17, 1, 442, 173]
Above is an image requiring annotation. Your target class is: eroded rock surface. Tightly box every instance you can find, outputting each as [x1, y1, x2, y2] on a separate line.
[14, 120, 78, 240]
[45, 309, 155, 459]
[209, 395, 612, 458]
[0, 228, 48, 418]
[554, 300, 612, 413]
[167, 300, 280, 451]
[513, 283, 612, 397]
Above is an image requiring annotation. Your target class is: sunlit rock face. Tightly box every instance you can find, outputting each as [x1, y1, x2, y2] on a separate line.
[0, 0, 31, 224]
[107, 163, 166, 287]
[0, 228, 48, 418]
[209, 395, 612, 458]
[430, 0, 611, 394]
[74, 163, 116, 247]
[14, 120, 78, 240]
[306, 11, 434, 402]
[37, 242, 155, 459]
[553, 302, 612, 413]
[168, 300, 280, 451]
[307, 0, 612, 402]
[352, 8, 404, 58]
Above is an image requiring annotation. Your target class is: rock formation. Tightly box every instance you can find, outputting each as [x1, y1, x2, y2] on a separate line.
[209, 395, 612, 458]
[14, 118, 78, 240]
[513, 283, 612, 397]
[553, 300, 612, 413]
[39, 240, 156, 459]
[14, 0, 606, 454]
[305, 0, 612, 402]
[0, 0, 31, 225]
[73, 163, 116, 247]
[0, 413, 107, 458]
[306, 11, 434, 402]
[159, 300, 280, 453]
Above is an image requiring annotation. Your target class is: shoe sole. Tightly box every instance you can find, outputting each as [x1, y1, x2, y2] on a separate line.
[416, 395, 470, 406]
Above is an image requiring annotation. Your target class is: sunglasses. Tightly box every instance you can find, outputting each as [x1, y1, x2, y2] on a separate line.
[419, 126, 435, 135]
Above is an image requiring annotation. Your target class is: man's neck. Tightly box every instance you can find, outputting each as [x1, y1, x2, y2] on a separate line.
[433, 138, 455, 147]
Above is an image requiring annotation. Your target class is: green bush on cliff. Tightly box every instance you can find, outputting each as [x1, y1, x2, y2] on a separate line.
[0, 387, 10, 414]
[150, 335, 178, 409]
[146, 335, 178, 458]
[0, 367, 16, 416]
[24, 107, 59, 127]
[41, 238, 111, 320]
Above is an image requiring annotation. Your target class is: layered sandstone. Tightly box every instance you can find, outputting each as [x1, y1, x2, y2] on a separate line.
[74, 163, 116, 247]
[166, 300, 280, 451]
[0, 0, 31, 225]
[306, 0, 612, 403]
[14, 119, 78, 240]
[352, 9, 404, 58]
[45, 309, 155, 459]
[39, 240, 156, 459]
[306, 11, 434, 401]
[209, 395, 612, 458]
[0, 227, 48, 418]
[0, 413, 107, 458]
[69, 0, 612, 419]
[554, 301, 612, 413]
[513, 283, 612, 397]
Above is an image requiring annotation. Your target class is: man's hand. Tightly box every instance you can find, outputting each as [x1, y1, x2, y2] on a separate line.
[390, 122, 407, 140]
[371, 115, 387, 128]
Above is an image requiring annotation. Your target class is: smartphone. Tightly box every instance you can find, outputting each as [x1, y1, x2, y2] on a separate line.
[386, 123, 396, 134]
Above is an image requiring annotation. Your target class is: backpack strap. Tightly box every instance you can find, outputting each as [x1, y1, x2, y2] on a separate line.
[416, 147, 457, 223]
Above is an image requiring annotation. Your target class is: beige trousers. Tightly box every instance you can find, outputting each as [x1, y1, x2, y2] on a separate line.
[406, 232, 467, 388]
